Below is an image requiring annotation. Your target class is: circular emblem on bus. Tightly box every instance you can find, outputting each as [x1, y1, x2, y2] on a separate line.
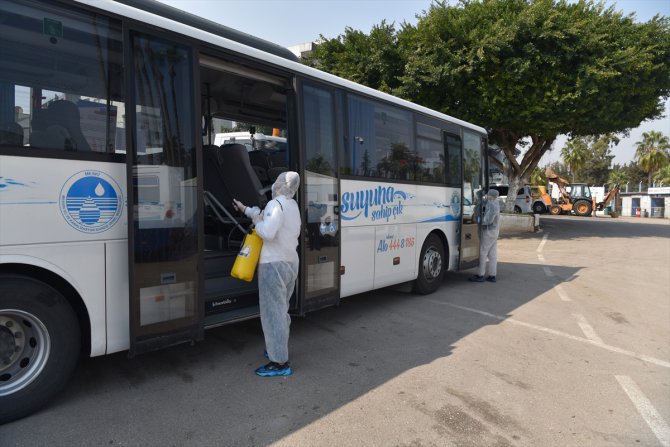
[59, 170, 123, 233]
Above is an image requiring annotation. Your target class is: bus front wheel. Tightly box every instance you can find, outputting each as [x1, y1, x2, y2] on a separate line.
[0, 274, 80, 424]
[413, 234, 445, 295]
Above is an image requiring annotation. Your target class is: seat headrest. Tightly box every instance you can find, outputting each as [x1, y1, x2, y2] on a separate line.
[0, 122, 23, 146]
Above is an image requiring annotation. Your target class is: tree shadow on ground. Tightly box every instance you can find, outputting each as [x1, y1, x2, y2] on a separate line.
[2, 261, 581, 446]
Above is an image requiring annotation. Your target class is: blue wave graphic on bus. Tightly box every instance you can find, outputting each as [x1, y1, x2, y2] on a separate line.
[0, 177, 32, 191]
[340, 185, 414, 222]
[419, 215, 461, 222]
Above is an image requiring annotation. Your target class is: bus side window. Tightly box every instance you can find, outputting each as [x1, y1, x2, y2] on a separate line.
[0, 1, 125, 155]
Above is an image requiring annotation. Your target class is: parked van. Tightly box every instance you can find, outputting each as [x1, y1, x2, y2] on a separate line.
[490, 184, 532, 213]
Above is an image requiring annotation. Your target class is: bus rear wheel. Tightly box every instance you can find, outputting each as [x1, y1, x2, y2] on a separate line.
[413, 234, 445, 295]
[0, 275, 80, 424]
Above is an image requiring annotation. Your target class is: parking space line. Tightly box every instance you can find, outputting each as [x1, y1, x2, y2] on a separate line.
[537, 253, 546, 263]
[423, 299, 670, 369]
[537, 233, 549, 253]
[542, 266, 554, 277]
[615, 375, 670, 447]
[554, 283, 572, 302]
[573, 313, 603, 343]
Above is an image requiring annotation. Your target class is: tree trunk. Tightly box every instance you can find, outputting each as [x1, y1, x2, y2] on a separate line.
[492, 130, 556, 214]
[504, 175, 524, 213]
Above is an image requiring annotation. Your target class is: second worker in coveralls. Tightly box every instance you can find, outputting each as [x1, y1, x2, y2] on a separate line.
[233, 172, 301, 377]
[469, 188, 500, 283]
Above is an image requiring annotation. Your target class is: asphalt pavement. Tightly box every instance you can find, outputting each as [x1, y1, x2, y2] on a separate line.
[1, 215, 669, 446]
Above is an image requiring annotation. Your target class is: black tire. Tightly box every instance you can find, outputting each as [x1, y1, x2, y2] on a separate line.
[413, 234, 446, 295]
[514, 205, 522, 214]
[532, 202, 546, 214]
[573, 200, 593, 217]
[0, 275, 80, 424]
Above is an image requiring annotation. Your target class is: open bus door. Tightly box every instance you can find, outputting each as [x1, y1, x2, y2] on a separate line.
[127, 32, 203, 356]
[459, 133, 488, 270]
[295, 81, 341, 314]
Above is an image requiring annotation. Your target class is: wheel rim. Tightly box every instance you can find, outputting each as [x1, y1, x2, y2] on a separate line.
[422, 247, 442, 280]
[0, 309, 51, 396]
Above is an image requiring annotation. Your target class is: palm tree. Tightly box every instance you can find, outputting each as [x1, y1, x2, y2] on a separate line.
[653, 165, 670, 186]
[608, 169, 628, 186]
[561, 138, 589, 182]
[635, 131, 670, 186]
[529, 167, 545, 185]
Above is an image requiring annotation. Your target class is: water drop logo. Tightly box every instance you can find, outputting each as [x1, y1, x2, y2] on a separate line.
[60, 170, 123, 233]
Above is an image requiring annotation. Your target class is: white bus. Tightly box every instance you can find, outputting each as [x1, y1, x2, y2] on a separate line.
[0, 0, 487, 423]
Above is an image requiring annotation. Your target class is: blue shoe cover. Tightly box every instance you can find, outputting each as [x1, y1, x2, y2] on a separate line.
[486, 276, 497, 283]
[468, 275, 485, 282]
[255, 362, 292, 377]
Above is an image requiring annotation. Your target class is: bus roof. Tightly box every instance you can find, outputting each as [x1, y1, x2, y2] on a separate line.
[113, 0, 300, 62]
[76, 0, 488, 136]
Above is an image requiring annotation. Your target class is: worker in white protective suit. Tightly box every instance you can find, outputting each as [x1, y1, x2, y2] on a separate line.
[469, 189, 500, 283]
[233, 171, 301, 377]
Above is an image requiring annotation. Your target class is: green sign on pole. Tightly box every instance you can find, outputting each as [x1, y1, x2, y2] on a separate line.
[43, 18, 63, 38]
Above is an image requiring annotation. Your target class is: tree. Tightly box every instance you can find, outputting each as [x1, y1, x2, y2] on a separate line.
[653, 165, 670, 186]
[607, 168, 629, 186]
[634, 131, 670, 185]
[529, 167, 545, 185]
[561, 138, 589, 182]
[580, 134, 617, 186]
[399, 1, 670, 211]
[308, 0, 670, 212]
[608, 162, 646, 188]
[305, 20, 405, 94]
[560, 133, 618, 185]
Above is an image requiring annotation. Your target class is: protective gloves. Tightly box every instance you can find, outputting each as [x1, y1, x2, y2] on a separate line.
[232, 199, 245, 214]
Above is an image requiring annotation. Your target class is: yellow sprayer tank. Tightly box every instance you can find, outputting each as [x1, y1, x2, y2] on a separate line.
[231, 229, 263, 282]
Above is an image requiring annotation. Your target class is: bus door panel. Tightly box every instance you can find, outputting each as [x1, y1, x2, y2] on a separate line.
[459, 131, 486, 269]
[298, 82, 341, 313]
[127, 32, 203, 355]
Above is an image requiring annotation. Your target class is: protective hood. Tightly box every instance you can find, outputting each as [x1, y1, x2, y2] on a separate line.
[272, 171, 300, 199]
[486, 189, 500, 199]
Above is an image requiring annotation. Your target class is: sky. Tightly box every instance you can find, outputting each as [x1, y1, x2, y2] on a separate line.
[156, 0, 670, 165]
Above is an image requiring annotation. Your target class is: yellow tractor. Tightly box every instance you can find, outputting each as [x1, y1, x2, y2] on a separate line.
[544, 167, 619, 217]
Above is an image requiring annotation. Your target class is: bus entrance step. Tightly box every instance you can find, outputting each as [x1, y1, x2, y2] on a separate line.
[204, 304, 260, 329]
[203, 250, 237, 279]
[204, 276, 259, 315]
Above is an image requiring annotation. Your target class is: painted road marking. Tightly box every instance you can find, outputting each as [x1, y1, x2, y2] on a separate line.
[573, 313, 603, 344]
[542, 266, 554, 277]
[616, 375, 670, 447]
[424, 299, 670, 369]
[554, 283, 572, 302]
[537, 233, 549, 253]
[537, 253, 546, 263]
